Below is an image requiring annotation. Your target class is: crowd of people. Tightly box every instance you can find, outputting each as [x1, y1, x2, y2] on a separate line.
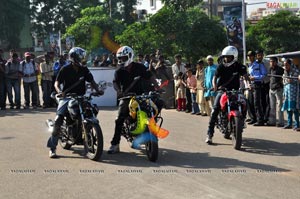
[165, 47, 300, 144]
[0, 49, 70, 110]
[1, 46, 300, 150]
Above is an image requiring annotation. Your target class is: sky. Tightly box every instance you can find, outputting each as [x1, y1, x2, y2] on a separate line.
[245, 0, 300, 16]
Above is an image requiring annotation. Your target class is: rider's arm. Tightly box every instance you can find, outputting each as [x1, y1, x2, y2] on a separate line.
[90, 79, 104, 95]
[212, 76, 217, 91]
[54, 80, 62, 93]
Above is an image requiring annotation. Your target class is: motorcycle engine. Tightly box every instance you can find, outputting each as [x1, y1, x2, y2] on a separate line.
[67, 99, 80, 119]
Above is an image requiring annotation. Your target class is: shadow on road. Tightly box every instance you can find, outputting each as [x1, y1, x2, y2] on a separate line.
[242, 138, 300, 156]
[99, 147, 289, 172]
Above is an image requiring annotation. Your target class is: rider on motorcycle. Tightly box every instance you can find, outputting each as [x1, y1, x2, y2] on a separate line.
[47, 47, 103, 158]
[107, 46, 163, 154]
[206, 46, 248, 144]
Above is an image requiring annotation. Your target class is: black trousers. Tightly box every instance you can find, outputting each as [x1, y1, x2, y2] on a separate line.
[247, 89, 256, 121]
[111, 99, 130, 145]
[262, 83, 270, 122]
[253, 83, 265, 123]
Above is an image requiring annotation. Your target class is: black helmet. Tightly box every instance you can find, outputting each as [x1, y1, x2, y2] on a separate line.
[69, 47, 86, 63]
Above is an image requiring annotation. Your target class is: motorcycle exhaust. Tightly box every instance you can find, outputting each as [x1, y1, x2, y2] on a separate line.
[46, 119, 54, 132]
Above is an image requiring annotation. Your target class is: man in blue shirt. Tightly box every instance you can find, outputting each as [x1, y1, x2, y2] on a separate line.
[248, 51, 267, 126]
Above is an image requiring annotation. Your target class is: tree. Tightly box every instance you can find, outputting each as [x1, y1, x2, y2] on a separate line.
[84, 0, 138, 25]
[116, 6, 226, 62]
[0, 0, 29, 49]
[181, 8, 227, 62]
[30, 0, 100, 38]
[115, 22, 162, 54]
[161, 0, 203, 11]
[247, 10, 300, 54]
[65, 6, 124, 51]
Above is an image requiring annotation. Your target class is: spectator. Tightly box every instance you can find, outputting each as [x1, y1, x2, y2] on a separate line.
[282, 59, 299, 130]
[204, 55, 217, 116]
[245, 51, 257, 124]
[175, 72, 186, 111]
[268, 57, 284, 127]
[99, 53, 111, 67]
[144, 54, 150, 69]
[149, 53, 157, 72]
[20, 52, 39, 109]
[257, 50, 270, 124]
[40, 54, 54, 108]
[137, 53, 145, 65]
[186, 68, 200, 115]
[249, 50, 267, 126]
[5, 53, 21, 109]
[184, 63, 192, 113]
[195, 60, 208, 116]
[0, 49, 7, 110]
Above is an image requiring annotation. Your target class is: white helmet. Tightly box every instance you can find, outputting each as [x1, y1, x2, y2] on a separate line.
[221, 46, 238, 67]
[116, 46, 134, 67]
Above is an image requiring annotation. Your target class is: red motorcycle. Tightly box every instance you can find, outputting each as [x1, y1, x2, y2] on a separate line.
[216, 88, 247, 150]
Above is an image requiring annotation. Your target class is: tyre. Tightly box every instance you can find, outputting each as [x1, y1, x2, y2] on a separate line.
[145, 140, 158, 162]
[231, 116, 243, 150]
[83, 123, 103, 161]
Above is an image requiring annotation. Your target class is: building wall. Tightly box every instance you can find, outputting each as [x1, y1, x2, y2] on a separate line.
[136, 0, 163, 15]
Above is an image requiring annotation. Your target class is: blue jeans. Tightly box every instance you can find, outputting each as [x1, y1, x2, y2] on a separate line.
[47, 98, 70, 150]
[41, 80, 53, 106]
[191, 92, 200, 114]
[287, 110, 299, 128]
[23, 81, 38, 106]
[6, 78, 21, 107]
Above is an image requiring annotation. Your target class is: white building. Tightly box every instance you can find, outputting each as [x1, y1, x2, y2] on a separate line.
[136, 0, 163, 16]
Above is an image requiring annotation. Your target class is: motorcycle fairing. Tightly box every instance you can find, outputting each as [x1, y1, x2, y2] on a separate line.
[228, 110, 242, 120]
[220, 93, 228, 111]
[131, 132, 157, 149]
[130, 110, 148, 135]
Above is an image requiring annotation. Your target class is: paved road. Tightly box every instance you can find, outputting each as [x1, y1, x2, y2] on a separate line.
[0, 107, 299, 199]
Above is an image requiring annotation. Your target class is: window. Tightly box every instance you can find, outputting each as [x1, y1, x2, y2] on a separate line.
[150, 0, 156, 9]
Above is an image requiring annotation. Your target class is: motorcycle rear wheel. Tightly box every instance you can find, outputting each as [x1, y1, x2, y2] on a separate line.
[231, 116, 243, 150]
[145, 140, 158, 162]
[83, 123, 103, 161]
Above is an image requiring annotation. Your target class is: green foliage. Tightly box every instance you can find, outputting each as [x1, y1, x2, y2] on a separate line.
[161, 0, 203, 11]
[247, 10, 300, 54]
[30, 0, 100, 38]
[115, 22, 162, 54]
[0, 0, 28, 49]
[65, 6, 124, 51]
[116, 6, 226, 63]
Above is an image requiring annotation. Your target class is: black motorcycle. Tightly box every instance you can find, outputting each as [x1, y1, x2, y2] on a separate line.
[120, 90, 169, 162]
[46, 80, 105, 161]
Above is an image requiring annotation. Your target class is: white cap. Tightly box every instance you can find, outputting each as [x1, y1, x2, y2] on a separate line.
[206, 55, 213, 60]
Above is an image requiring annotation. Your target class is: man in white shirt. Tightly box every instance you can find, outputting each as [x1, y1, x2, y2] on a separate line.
[20, 52, 39, 109]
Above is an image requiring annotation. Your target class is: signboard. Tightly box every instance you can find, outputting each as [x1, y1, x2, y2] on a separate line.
[223, 5, 244, 53]
[266, 1, 299, 9]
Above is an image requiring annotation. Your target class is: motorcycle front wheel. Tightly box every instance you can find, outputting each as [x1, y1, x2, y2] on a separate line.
[145, 140, 158, 162]
[83, 123, 103, 161]
[59, 129, 72, 150]
[231, 116, 243, 150]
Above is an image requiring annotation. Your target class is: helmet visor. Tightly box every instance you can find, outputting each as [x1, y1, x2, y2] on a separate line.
[118, 56, 129, 62]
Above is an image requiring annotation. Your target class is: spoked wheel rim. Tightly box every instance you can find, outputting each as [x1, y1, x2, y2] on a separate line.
[84, 124, 103, 161]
